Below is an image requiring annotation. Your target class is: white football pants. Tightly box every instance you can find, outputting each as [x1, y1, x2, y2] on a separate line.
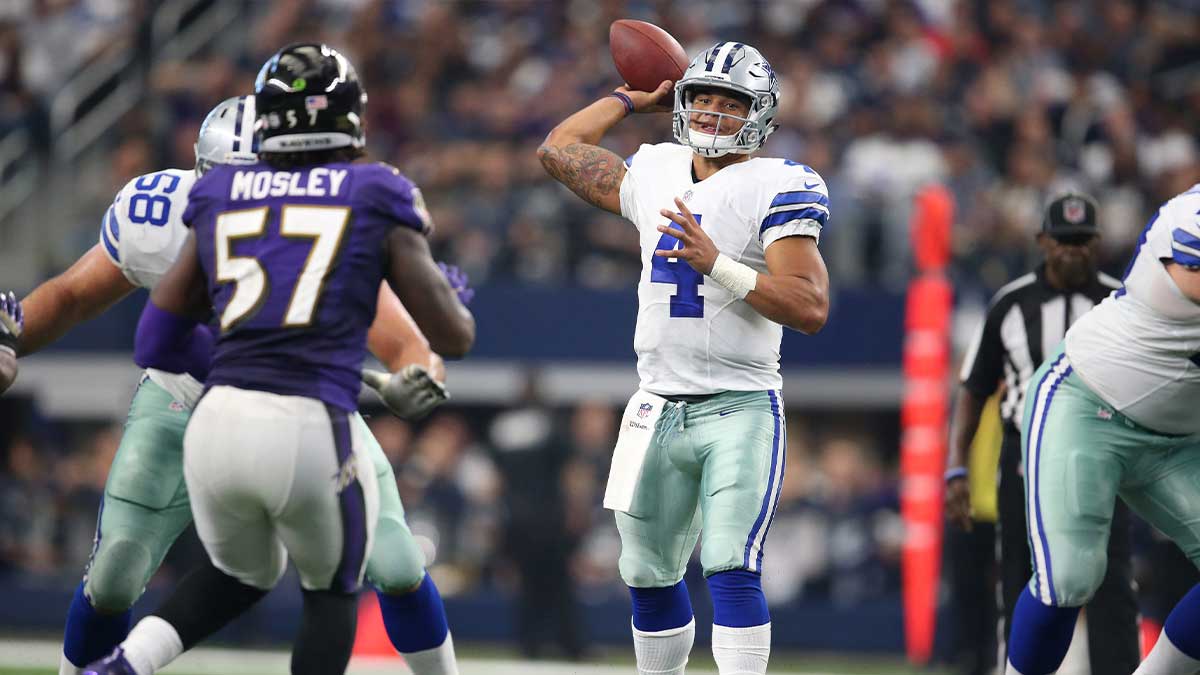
[183, 385, 379, 591]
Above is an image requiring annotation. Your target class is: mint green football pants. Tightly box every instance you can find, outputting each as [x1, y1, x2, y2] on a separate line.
[1021, 347, 1200, 608]
[615, 389, 786, 588]
[83, 377, 425, 612]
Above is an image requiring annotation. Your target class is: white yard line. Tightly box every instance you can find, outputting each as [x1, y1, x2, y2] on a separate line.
[0, 638, 840, 674]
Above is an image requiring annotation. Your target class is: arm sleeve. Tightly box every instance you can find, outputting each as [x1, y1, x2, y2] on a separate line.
[181, 190, 200, 230]
[134, 302, 212, 380]
[959, 304, 1006, 397]
[358, 164, 432, 235]
[760, 169, 830, 249]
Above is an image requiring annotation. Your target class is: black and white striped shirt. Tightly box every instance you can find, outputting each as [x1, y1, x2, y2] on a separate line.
[959, 265, 1122, 431]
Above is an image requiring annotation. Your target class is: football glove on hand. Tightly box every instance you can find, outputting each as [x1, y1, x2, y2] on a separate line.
[437, 262, 474, 305]
[0, 292, 22, 394]
[363, 364, 449, 421]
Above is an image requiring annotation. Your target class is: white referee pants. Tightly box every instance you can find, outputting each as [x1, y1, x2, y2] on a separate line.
[183, 385, 379, 592]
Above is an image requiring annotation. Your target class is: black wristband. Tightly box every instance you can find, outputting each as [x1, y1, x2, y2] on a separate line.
[0, 332, 16, 353]
[609, 91, 634, 117]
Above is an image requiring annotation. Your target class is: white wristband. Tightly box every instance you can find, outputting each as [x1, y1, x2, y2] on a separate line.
[708, 253, 758, 299]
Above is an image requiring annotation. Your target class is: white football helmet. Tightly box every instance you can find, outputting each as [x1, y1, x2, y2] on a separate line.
[194, 96, 259, 176]
[672, 42, 780, 157]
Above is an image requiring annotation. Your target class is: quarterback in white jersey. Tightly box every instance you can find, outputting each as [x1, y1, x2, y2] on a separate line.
[1004, 185, 1200, 675]
[540, 41, 829, 675]
[620, 142, 827, 394]
[1, 96, 464, 675]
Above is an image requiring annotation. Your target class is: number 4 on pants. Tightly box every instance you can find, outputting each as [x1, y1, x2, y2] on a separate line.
[650, 214, 703, 318]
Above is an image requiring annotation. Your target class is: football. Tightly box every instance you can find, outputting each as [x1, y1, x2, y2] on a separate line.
[609, 19, 689, 93]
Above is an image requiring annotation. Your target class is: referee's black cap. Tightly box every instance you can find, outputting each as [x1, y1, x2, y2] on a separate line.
[1042, 193, 1099, 237]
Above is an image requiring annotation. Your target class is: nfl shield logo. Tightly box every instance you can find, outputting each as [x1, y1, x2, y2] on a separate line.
[305, 95, 328, 111]
[1063, 197, 1086, 224]
[637, 403, 653, 418]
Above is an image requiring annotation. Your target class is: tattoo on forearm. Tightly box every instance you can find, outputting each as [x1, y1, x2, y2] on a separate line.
[537, 142, 625, 211]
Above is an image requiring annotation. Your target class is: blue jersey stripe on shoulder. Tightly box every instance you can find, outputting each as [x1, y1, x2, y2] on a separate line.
[1173, 227, 1200, 249]
[770, 190, 829, 209]
[1172, 226, 1200, 266]
[760, 207, 827, 233]
[1174, 250, 1200, 267]
[105, 206, 120, 242]
[101, 223, 120, 262]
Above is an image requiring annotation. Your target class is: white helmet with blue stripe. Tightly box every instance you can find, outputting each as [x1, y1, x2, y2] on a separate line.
[672, 42, 780, 158]
[194, 96, 259, 176]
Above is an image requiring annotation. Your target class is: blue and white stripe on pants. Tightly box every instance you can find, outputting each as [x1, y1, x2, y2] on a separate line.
[743, 389, 786, 574]
[1024, 353, 1072, 605]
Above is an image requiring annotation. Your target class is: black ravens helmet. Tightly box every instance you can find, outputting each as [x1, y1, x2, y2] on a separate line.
[254, 43, 366, 153]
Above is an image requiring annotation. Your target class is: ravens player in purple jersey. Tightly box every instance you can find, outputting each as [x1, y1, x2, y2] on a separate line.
[84, 43, 474, 675]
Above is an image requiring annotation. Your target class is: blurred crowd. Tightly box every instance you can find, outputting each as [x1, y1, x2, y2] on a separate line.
[0, 390, 902, 654]
[3, 0, 1198, 293]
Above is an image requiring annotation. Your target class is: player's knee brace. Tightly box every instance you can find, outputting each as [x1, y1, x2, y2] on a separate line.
[85, 538, 154, 612]
[1042, 548, 1106, 607]
[707, 569, 769, 627]
[366, 516, 426, 594]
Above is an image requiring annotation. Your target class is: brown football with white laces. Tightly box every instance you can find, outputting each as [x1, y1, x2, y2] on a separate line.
[609, 19, 689, 93]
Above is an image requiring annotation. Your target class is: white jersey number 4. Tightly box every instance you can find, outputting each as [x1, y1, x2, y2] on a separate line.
[650, 215, 704, 318]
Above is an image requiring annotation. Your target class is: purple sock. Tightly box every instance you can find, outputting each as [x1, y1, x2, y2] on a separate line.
[62, 582, 132, 667]
[1164, 583, 1200, 659]
[1007, 586, 1079, 675]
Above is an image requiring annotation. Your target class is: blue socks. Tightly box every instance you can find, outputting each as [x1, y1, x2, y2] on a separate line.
[62, 582, 132, 667]
[1164, 582, 1200, 659]
[1007, 586, 1079, 675]
[708, 569, 769, 627]
[629, 581, 693, 632]
[376, 574, 450, 653]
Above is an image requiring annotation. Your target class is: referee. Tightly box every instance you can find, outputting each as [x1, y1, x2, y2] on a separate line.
[945, 193, 1139, 674]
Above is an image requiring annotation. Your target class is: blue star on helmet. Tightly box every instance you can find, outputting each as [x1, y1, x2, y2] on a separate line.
[749, 62, 778, 88]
